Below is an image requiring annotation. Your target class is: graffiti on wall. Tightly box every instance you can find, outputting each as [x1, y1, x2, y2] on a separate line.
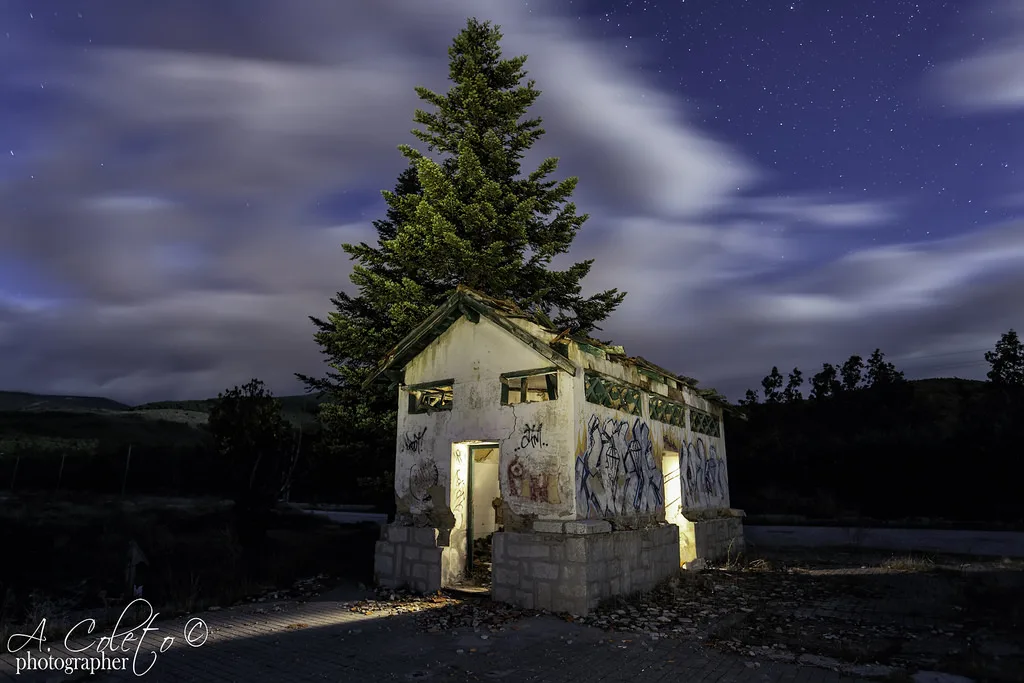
[512, 422, 549, 455]
[575, 415, 664, 517]
[402, 426, 428, 453]
[409, 460, 439, 503]
[680, 438, 727, 508]
[507, 453, 558, 503]
[521, 423, 546, 449]
[452, 465, 467, 522]
[507, 422, 559, 503]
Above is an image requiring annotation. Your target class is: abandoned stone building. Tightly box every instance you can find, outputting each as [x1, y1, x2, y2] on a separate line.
[368, 286, 745, 615]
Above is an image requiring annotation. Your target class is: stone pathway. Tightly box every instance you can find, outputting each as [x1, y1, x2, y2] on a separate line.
[1, 594, 872, 683]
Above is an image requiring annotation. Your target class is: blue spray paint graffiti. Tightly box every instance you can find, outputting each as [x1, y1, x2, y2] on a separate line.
[681, 438, 727, 508]
[575, 415, 664, 518]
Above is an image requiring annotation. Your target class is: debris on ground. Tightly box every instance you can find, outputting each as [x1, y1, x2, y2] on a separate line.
[468, 534, 494, 587]
[351, 586, 544, 633]
[234, 573, 339, 607]
[344, 549, 1022, 681]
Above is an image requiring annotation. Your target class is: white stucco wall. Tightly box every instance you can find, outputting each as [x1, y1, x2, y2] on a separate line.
[393, 315, 578, 524]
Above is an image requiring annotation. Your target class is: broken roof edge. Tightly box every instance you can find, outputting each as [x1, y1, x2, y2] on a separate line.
[454, 285, 548, 325]
[568, 344, 735, 413]
[361, 289, 463, 389]
[361, 286, 574, 390]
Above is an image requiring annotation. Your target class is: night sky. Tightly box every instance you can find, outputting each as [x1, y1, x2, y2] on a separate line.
[0, 0, 1021, 403]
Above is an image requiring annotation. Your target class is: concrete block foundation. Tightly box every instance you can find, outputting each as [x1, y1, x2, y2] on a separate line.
[679, 510, 745, 564]
[491, 523, 680, 616]
[374, 515, 745, 608]
[374, 523, 445, 594]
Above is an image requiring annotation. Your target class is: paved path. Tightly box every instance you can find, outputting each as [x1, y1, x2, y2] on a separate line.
[286, 503, 388, 527]
[1, 594, 872, 683]
[302, 509, 388, 526]
[746, 525, 1024, 557]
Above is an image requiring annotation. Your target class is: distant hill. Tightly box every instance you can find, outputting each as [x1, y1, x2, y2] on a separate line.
[0, 409, 210, 450]
[0, 389, 325, 435]
[134, 394, 324, 427]
[135, 392, 324, 412]
[0, 391, 131, 412]
[0, 389, 328, 496]
[0, 387, 325, 473]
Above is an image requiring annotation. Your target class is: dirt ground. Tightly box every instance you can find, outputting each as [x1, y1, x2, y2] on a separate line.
[682, 549, 1024, 681]
[358, 547, 1024, 682]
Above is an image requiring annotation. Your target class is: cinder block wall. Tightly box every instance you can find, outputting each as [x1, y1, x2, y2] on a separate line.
[374, 524, 444, 593]
[491, 524, 680, 616]
[679, 514, 745, 564]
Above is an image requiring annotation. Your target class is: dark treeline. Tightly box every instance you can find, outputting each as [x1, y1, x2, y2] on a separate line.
[725, 330, 1024, 523]
[0, 406, 374, 505]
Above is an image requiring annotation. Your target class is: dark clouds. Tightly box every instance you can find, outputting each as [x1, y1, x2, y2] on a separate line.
[0, 0, 1020, 403]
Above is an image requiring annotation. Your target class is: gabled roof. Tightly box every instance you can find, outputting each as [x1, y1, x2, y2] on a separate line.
[361, 286, 576, 389]
[362, 286, 736, 413]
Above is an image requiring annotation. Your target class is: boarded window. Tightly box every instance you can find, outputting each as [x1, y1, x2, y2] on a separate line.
[501, 368, 558, 405]
[407, 380, 454, 414]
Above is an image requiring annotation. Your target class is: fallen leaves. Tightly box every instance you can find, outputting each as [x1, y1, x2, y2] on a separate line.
[234, 573, 335, 607]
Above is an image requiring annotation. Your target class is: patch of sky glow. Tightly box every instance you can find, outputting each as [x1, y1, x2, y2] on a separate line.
[309, 187, 386, 224]
[0, 257, 73, 310]
[151, 242, 208, 272]
[85, 193, 174, 212]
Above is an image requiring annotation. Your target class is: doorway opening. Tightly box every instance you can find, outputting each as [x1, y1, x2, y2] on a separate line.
[662, 451, 682, 526]
[466, 443, 501, 589]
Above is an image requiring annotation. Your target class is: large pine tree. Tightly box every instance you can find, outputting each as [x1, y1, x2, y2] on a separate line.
[300, 18, 624, 497]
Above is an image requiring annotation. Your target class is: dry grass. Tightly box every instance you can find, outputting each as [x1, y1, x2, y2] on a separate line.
[0, 591, 77, 645]
[879, 553, 936, 572]
[132, 408, 209, 426]
[711, 543, 776, 573]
